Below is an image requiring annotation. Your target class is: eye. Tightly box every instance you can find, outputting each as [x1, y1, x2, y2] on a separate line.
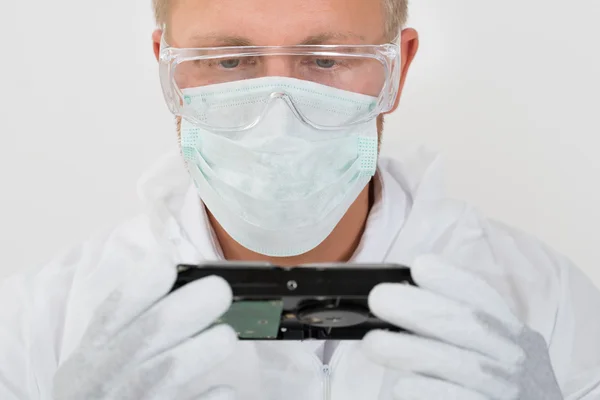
[315, 59, 336, 68]
[219, 59, 241, 69]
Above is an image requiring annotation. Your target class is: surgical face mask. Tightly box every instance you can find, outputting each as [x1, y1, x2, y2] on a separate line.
[180, 77, 379, 257]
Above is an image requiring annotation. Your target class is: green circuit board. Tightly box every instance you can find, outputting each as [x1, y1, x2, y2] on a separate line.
[215, 300, 284, 339]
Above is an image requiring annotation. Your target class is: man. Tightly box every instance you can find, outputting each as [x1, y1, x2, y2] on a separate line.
[1, 0, 599, 399]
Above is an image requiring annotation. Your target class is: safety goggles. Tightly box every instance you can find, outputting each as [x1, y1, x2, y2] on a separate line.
[158, 33, 401, 131]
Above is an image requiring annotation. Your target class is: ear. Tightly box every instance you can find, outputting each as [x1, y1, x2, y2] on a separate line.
[152, 29, 163, 62]
[385, 28, 419, 114]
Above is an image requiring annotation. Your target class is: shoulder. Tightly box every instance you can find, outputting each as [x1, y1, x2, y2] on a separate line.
[447, 205, 568, 316]
[475, 216, 600, 393]
[396, 196, 572, 337]
[382, 152, 600, 390]
[380, 152, 593, 335]
[0, 214, 163, 397]
[420, 202, 600, 392]
[0, 214, 162, 361]
[13, 214, 159, 289]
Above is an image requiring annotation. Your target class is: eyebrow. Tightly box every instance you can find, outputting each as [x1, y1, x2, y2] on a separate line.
[184, 31, 368, 47]
[300, 32, 367, 45]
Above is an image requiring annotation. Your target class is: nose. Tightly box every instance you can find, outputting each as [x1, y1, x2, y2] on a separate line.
[261, 55, 295, 78]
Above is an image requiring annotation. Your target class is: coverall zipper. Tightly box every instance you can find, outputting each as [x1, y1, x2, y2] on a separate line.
[314, 342, 348, 400]
[322, 364, 331, 400]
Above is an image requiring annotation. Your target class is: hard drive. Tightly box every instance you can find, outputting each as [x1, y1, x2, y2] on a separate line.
[172, 262, 414, 340]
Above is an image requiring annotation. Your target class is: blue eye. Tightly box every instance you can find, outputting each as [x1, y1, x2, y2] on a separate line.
[315, 59, 336, 68]
[220, 59, 241, 69]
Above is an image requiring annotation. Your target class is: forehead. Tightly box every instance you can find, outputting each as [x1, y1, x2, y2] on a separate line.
[168, 0, 387, 47]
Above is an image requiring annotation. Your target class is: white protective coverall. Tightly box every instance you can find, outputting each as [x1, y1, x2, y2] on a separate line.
[1, 149, 599, 400]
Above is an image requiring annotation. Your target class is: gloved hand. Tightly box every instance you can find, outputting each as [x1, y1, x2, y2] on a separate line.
[53, 259, 237, 400]
[362, 255, 563, 400]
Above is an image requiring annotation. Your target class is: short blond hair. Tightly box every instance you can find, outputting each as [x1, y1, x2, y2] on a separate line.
[153, 0, 408, 40]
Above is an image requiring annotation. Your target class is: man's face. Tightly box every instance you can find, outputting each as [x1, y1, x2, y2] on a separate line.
[167, 0, 388, 48]
[156, 0, 418, 139]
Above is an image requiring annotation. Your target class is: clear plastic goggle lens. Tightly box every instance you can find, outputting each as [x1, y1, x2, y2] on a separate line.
[174, 54, 386, 96]
[159, 32, 401, 131]
[173, 54, 385, 129]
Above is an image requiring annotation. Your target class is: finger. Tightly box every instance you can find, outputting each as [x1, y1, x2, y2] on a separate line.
[369, 283, 524, 364]
[111, 325, 237, 400]
[110, 275, 233, 366]
[392, 373, 490, 400]
[83, 255, 177, 347]
[412, 255, 522, 330]
[362, 330, 518, 399]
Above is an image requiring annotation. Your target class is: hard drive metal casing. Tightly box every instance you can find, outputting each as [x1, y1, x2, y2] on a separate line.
[172, 262, 414, 340]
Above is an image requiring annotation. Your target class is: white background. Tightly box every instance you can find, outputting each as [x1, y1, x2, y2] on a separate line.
[0, 0, 598, 285]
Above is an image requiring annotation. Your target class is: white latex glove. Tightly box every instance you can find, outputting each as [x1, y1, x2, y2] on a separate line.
[362, 255, 563, 400]
[53, 259, 237, 400]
